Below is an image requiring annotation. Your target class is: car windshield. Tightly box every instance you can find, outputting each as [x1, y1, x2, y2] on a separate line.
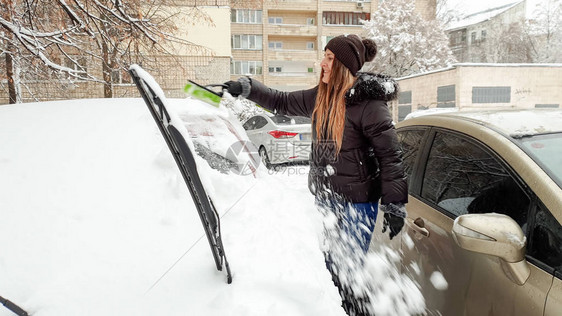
[270, 115, 311, 125]
[519, 132, 562, 189]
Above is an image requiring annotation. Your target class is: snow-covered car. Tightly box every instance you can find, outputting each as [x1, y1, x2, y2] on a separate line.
[174, 100, 260, 176]
[0, 97, 348, 315]
[242, 112, 311, 168]
[374, 109, 562, 315]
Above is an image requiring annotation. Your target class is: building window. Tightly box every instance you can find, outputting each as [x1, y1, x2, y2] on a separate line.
[437, 85, 455, 108]
[449, 30, 467, 46]
[472, 87, 511, 103]
[231, 9, 262, 24]
[268, 41, 283, 50]
[111, 69, 132, 84]
[481, 30, 487, 42]
[399, 91, 412, 104]
[398, 91, 412, 122]
[471, 31, 476, 43]
[64, 56, 88, 80]
[398, 105, 412, 122]
[232, 35, 263, 50]
[322, 11, 370, 25]
[231, 61, 263, 75]
[535, 104, 559, 108]
[306, 42, 315, 50]
[268, 17, 283, 24]
[268, 66, 282, 73]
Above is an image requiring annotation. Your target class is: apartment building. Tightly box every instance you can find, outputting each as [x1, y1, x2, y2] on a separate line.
[230, 0, 436, 91]
[446, 1, 526, 63]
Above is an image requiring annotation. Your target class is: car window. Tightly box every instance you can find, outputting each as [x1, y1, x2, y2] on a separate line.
[271, 115, 311, 125]
[421, 131, 530, 230]
[519, 132, 562, 190]
[271, 115, 292, 124]
[243, 117, 257, 130]
[397, 129, 426, 191]
[528, 203, 562, 275]
[254, 116, 268, 129]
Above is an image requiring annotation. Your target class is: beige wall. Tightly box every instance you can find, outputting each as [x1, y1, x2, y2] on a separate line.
[175, 7, 232, 57]
[393, 64, 562, 121]
[398, 68, 458, 110]
[457, 66, 562, 109]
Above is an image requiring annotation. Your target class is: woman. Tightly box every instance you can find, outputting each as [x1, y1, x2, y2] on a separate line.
[225, 34, 408, 314]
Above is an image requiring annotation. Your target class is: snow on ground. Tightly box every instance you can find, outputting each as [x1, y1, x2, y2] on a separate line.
[0, 97, 423, 315]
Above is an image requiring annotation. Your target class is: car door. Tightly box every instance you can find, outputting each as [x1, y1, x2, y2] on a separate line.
[528, 202, 562, 315]
[400, 128, 554, 316]
[370, 127, 429, 251]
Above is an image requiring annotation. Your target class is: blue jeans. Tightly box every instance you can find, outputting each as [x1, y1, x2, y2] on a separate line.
[318, 201, 379, 314]
[317, 199, 379, 253]
[345, 202, 379, 253]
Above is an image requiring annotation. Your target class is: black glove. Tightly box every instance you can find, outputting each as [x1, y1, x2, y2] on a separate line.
[223, 80, 243, 97]
[382, 212, 405, 240]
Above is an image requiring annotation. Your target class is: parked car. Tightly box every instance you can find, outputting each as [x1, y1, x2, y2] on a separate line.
[373, 109, 562, 315]
[177, 105, 260, 176]
[242, 112, 312, 168]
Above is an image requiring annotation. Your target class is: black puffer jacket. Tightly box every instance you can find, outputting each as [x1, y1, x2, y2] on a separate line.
[245, 72, 408, 205]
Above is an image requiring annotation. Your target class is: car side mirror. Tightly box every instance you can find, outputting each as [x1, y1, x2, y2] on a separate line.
[452, 213, 530, 285]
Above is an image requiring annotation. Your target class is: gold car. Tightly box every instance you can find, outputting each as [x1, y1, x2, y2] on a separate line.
[376, 109, 562, 315]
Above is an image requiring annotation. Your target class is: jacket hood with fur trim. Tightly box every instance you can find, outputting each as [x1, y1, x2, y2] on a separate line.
[345, 72, 399, 104]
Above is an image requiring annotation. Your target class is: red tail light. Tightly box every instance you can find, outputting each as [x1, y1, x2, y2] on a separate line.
[268, 130, 298, 139]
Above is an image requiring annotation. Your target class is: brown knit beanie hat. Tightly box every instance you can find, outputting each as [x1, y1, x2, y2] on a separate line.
[325, 34, 377, 76]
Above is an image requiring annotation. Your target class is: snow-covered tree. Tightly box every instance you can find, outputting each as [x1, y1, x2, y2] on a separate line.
[478, 21, 534, 63]
[528, 0, 562, 62]
[362, 0, 456, 77]
[436, 0, 464, 28]
[0, 0, 207, 103]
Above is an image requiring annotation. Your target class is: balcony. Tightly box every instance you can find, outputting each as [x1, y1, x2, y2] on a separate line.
[268, 0, 317, 11]
[322, 0, 372, 12]
[267, 24, 317, 36]
[268, 49, 317, 61]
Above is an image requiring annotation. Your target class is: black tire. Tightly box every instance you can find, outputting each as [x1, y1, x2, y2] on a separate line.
[259, 147, 272, 169]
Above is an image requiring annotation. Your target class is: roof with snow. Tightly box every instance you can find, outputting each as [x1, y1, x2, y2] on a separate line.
[396, 63, 562, 81]
[446, 1, 524, 31]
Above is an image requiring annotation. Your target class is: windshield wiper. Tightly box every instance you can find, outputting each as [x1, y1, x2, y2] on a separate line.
[0, 295, 28, 316]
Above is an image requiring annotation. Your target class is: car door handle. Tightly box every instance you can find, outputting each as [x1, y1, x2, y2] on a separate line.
[406, 217, 430, 238]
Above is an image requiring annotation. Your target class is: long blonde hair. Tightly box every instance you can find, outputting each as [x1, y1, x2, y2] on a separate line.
[313, 59, 356, 155]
